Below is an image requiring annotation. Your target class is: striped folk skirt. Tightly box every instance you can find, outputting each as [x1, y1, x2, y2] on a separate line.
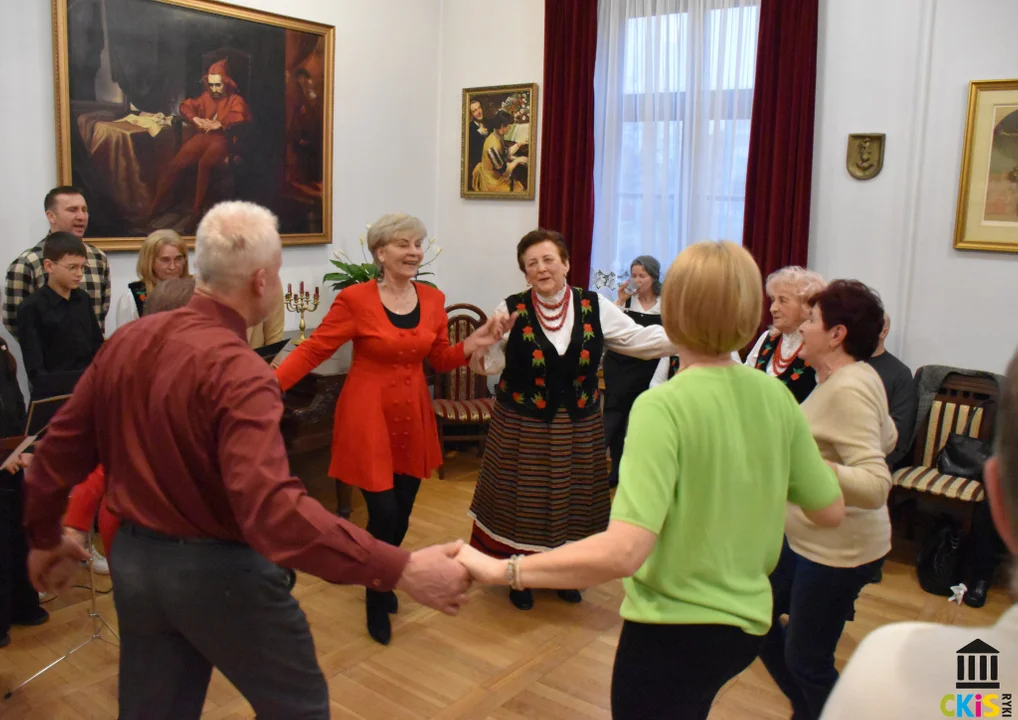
[468, 401, 610, 556]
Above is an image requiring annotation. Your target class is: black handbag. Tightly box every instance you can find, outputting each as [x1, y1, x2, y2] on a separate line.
[936, 402, 993, 481]
[916, 514, 963, 597]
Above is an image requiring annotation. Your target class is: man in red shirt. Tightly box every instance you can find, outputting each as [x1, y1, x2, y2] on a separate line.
[23, 201, 470, 719]
[149, 59, 252, 222]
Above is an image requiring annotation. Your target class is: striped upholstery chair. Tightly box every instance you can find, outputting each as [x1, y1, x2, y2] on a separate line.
[433, 304, 495, 478]
[892, 374, 997, 526]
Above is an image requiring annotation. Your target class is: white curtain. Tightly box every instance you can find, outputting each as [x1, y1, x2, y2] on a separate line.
[590, 0, 759, 289]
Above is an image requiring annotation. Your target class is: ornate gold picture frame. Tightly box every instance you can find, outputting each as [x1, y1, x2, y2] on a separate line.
[52, 0, 335, 250]
[954, 79, 1018, 253]
[461, 83, 538, 200]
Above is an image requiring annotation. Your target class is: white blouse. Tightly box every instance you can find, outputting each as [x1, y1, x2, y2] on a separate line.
[472, 288, 675, 376]
[624, 295, 661, 316]
[115, 289, 140, 332]
[744, 329, 803, 377]
[649, 351, 743, 388]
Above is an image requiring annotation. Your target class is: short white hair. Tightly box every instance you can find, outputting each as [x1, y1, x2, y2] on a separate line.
[194, 201, 280, 291]
[366, 213, 427, 263]
[765, 266, 825, 302]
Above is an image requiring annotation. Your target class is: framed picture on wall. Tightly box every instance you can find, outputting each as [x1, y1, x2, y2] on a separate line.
[461, 83, 538, 200]
[954, 78, 1018, 253]
[51, 0, 335, 250]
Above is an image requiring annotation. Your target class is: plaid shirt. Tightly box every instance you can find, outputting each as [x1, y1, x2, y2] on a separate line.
[3, 241, 110, 337]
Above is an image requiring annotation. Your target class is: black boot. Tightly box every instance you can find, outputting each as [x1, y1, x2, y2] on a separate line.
[509, 589, 534, 610]
[385, 590, 398, 614]
[366, 590, 392, 645]
[557, 589, 583, 603]
[965, 580, 990, 608]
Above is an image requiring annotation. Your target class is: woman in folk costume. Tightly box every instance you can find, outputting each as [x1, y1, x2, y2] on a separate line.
[468, 229, 675, 610]
[602, 256, 663, 488]
[471, 110, 529, 193]
[744, 266, 826, 403]
[274, 213, 503, 645]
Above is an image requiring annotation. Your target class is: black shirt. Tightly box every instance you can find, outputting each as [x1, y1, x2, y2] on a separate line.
[384, 302, 421, 330]
[866, 350, 916, 469]
[16, 284, 104, 397]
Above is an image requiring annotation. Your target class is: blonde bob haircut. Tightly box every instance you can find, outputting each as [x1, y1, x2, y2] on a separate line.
[660, 241, 762, 355]
[136, 229, 190, 292]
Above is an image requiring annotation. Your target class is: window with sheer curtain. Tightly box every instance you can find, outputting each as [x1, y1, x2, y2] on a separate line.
[591, 0, 759, 289]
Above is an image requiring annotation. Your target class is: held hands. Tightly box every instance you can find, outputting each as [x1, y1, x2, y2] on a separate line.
[462, 312, 519, 356]
[396, 540, 472, 615]
[455, 544, 505, 585]
[28, 534, 90, 595]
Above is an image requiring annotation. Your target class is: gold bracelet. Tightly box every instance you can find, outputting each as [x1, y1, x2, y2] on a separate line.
[509, 555, 524, 591]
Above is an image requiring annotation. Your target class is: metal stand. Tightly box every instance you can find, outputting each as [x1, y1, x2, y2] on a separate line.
[3, 532, 118, 700]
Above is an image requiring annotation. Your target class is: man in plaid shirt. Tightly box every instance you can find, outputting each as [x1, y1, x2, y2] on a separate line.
[3, 187, 110, 337]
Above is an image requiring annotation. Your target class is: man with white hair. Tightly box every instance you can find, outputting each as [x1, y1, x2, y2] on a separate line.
[820, 348, 1018, 718]
[21, 201, 471, 719]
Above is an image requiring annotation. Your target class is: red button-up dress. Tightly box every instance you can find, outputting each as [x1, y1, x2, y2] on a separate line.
[275, 281, 466, 492]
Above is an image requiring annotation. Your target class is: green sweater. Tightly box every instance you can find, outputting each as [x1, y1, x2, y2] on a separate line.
[611, 363, 840, 635]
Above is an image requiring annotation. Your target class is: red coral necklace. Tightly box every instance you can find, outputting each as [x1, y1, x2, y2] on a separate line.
[771, 335, 802, 375]
[532, 289, 570, 332]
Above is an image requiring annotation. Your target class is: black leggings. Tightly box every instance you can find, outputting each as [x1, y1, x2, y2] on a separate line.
[361, 474, 421, 605]
[611, 620, 763, 720]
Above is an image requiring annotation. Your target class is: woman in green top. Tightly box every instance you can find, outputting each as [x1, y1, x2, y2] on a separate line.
[457, 241, 845, 720]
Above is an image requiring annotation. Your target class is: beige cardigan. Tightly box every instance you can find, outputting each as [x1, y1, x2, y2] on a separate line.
[785, 361, 898, 568]
[247, 293, 286, 349]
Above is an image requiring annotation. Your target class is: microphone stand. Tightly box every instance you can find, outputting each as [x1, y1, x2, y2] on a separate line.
[3, 532, 119, 700]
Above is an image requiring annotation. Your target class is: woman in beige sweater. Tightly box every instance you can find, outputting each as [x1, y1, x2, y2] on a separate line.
[759, 280, 897, 720]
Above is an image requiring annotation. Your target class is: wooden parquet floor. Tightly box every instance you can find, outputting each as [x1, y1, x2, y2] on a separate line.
[0, 452, 1011, 719]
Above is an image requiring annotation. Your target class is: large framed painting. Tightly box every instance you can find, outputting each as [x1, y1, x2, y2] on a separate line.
[52, 0, 334, 250]
[955, 79, 1018, 253]
[461, 83, 538, 200]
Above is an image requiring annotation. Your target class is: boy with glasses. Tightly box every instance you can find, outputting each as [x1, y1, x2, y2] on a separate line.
[15, 232, 104, 400]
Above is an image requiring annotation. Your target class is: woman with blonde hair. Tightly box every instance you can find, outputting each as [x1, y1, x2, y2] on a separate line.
[115, 229, 190, 329]
[459, 241, 844, 720]
[745, 265, 826, 403]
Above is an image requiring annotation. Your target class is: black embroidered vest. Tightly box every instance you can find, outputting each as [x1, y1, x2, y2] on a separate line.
[128, 280, 148, 318]
[495, 288, 604, 421]
[602, 297, 662, 410]
[754, 333, 817, 404]
[666, 356, 680, 380]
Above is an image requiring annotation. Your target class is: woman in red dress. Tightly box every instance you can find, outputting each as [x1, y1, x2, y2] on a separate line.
[274, 213, 501, 645]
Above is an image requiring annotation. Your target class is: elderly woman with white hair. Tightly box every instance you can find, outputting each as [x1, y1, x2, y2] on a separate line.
[274, 212, 503, 646]
[745, 265, 826, 403]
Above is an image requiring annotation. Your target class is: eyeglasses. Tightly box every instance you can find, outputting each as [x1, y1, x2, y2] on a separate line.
[55, 262, 87, 276]
[156, 256, 186, 267]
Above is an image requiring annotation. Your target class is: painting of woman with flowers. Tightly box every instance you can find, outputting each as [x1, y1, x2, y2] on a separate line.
[460, 84, 538, 199]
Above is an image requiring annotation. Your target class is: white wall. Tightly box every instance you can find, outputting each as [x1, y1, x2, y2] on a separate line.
[810, 0, 1018, 373]
[432, 0, 545, 314]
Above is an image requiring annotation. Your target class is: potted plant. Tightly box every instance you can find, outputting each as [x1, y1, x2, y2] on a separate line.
[324, 227, 441, 291]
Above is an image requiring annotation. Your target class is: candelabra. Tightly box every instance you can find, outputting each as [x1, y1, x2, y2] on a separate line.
[285, 282, 320, 345]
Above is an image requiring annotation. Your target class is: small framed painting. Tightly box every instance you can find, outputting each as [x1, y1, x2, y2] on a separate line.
[954, 79, 1018, 253]
[461, 83, 538, 200]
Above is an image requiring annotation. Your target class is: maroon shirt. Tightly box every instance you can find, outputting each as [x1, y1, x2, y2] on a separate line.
[23, 294, 409, 590]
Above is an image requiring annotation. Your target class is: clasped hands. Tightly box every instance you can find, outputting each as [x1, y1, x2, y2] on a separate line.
[393, 542, 508, 616]
[461, 311, 519, 357]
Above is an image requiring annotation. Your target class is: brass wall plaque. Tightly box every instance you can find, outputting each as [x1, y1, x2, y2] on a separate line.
[846, 133, 885, 180]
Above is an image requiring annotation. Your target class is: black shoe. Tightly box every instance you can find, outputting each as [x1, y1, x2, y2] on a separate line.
[869, 566, 883, 585]
[385, 591, 398, 614]
[0, 634, 9, 648]
[965, 580, 990, 608]
[12, 608, 49, 627]
[366, 604, 392, 645]
[557, 589, 583, 604]
[509, 589, 534, 610]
